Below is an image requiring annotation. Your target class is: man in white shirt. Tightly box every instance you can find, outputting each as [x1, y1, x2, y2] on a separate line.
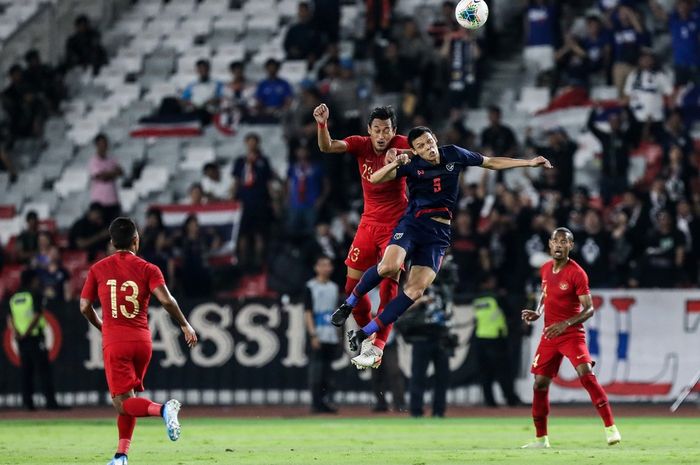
[181, 59, 223, 125]
[201, 162, 233, 202]
[623, 50, 673, 139]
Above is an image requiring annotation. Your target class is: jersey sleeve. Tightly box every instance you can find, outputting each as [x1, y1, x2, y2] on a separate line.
[395, 162, 413, 178]
[303, 285, 313, 312]
[342, 135, 365, 156]
[451, 145, 484, 167]
[80, 268, 98, 301]
[573, 267, 590, 296]
[147, 263, 166, 292]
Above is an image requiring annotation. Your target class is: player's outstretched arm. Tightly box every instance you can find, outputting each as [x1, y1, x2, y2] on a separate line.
[370, 153, 410, 184]
[313, 104, 348, 153]
[152, 285, 198, 348]
[79, 298, 103, 332]
[481, 155, 552, 171]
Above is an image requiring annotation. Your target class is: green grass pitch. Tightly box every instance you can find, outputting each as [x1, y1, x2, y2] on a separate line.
[0, 417, 698, 464]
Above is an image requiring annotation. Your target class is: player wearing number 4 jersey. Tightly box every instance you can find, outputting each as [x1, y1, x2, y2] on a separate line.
[314, 104, 409, 368]
[80, 217, 198, 465]
[521, 227, 621, 449]
[333, 126, 552, 369]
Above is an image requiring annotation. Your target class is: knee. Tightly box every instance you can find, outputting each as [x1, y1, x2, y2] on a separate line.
[112, 397, 126, 415]
[403, 285, 425, 301]
[377, 261, 400, 277]
[533, 378, 551, 391]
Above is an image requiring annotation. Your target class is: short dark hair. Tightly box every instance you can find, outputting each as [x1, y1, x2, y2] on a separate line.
[488, 105, 501, 115]
[244, 132, 260, 143]
[109, 217, 137, 249]
[315, 254, 332, 265]
[196, 59, 210, 68]
[229, 60, 243, 72]
[265, 58, 280, 68]
[367, 106, 397, 129]
[8, 64, 22, 76]
[407, 126, 434, 148]
[25, 210, 38, 222]
[202, 162, 217, 173]
[94, 133, 108, 145]
[24, 49, 39, 62]
[551, 227, 574, 242]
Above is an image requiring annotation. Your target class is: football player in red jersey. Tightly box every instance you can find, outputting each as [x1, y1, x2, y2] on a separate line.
[313, 104, 408, 368]
[521, 227, 621, 448]
[80, 217, 198, 465]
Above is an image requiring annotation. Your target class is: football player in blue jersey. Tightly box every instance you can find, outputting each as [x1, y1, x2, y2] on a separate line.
[333, 126, 552, 368]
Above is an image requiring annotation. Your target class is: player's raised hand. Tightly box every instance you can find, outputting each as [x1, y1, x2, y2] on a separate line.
[521, 309, 541, 324]
[529, 156, 553, 169]
[385, 147, 398, 164]
[313, 104, 329, 124]
[181, 323, 198, 348]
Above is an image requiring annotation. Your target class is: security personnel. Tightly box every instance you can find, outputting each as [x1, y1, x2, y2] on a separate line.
[6, 269, 61, 410]
[473, 274, 521, 407]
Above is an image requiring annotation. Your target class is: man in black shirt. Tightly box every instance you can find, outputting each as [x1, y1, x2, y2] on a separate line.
[68, 203, 110, 260]
[481, 106, 518, 157]
[642, 210, 685, 287]
[284, 2, 320, 60]
[573, 209, 611, 287]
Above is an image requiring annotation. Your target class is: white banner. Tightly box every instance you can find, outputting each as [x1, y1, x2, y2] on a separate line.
[525, 290, 700, 402]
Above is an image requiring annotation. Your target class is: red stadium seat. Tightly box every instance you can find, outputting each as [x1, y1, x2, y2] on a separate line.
[0, 264, 25, 300]
[0, 205, 16, 219]
[62, 250, 88, 275]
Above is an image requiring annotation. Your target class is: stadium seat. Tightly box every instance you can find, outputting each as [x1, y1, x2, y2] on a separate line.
[0, 264, 24, 301]
[54, 168, 89, 198]
[515, 87, 551, 114]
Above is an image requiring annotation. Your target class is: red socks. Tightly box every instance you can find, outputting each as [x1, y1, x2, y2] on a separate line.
[346, 276, 372, 327]
[117, 414, 136, 454]
[122, 397, 162, 418]
[532, 388, 550, 437]
[580, 373, 615, 427]
[375, 278, 398, 350]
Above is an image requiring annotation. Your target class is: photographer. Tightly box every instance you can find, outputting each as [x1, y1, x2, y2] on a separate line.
[396, 256, 459, 418]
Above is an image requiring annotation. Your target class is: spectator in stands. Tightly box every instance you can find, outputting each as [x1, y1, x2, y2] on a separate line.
[365, 0, 395, 39]
[304, 255, 340, 414]
[398, 18, 434, 88]
[676, 199, 699, 284]
[554, 33, 593, 91]
[523, 0, 560, 84]
[451, 211, 482, 294]
[526, 127, 576, 197]
[255, 59, 293, 120]
[176, 214, 219, 298]
[642, 210, 686, 287]
[64, 15, 107, 75]
[222, 61, 255, 121]
[610, 208, 638, 286]
[2, 65, 46, 141]
[181, 59, 223, 126]
[0, 114, 17, 183]
[649, 0, 700, 86]
[284, 2, 320, 60]
[441, 28, 482, 109]
[286, 144, 330, 238]
[140, 208, 167, 257]
[304, 221, 345, 286]
[68, 202, 110, 260]
[662, 145, 693, 202]
[183, 183, 206, 205]
[15, 211, 40, 264]
[23, 50, 64, 113]
[574, 209, 612, 287]
[428, 1, 460, 48]
[312, 0, 340, 46]
[232, 133, 275, 273]
[578, 15, 610, 86]
[89, 134, 123, 224]
[143, 229, 174, 286]
[202, 162, 233, 202]
[623, 50, 673, 141]
[32, 231, 53, 270]
[318, 59, 363, 135]
[38, 247, 71, 307]
[481, 106, 518, 157]
[587, 106, 635, 204]
[610, 5, 649, 97]
[374, 40, 410, 94]
[661, 110, 694, 161]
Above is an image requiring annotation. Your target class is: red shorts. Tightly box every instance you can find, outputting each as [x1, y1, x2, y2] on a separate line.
[103, 341, 152, 397]
[530, 332, 593, 379]
[344, 221, 397, 271]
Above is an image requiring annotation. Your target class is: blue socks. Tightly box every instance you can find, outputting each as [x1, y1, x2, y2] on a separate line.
[362, 291, 415, 336]
[346, 265, 382, 307]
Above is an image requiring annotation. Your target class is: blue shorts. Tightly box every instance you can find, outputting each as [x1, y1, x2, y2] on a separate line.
[388, 215, 451, 273]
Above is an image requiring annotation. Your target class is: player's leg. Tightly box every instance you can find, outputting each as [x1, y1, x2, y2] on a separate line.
[333, 244, 408, 328]
[566, 337, 620, 445]
[344, 266, 372, 327]
[522, 338, 562, 448]
[375, 225, 401, 351]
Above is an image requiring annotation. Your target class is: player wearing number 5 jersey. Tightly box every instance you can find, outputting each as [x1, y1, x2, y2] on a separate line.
[335, 126, 552, 368]
[314, 104, 409, 368]
[80, 217, 198, 465]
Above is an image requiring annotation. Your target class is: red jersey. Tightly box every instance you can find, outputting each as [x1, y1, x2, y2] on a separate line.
[540, 259, 590, 336]
[80, 251, 165, 346]
[343, 135, 409, 226]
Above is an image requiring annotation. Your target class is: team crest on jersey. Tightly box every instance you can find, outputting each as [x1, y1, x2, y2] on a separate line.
[417, 170, 424, 176]
[446, 162, 455, 171]
[393, 233, 404, 240]
[559, 282, 569, 290]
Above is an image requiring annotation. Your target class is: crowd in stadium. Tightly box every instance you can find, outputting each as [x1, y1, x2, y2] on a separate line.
[0, 0, 699, 318]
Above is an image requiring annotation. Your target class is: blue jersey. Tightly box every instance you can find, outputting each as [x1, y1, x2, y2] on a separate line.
[395, 145, 483, 220]
[670, 12, 700, 67]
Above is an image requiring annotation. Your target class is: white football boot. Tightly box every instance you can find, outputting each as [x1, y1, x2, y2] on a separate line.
[605, 425, 621, 445]
[521, 436, 551, 449]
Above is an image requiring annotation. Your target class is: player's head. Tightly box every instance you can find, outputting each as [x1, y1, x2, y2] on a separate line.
[109, 217, 139, 252]
[408, 126, 439, 164]
[94, 133, 108, 156]
[549, 227, 574, 260]
[366, 106, 397, 153]
[314, 255, 333, 280]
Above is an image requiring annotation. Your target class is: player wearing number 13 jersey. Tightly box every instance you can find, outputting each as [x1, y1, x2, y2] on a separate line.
[314, 104, 409, 364]
[80, 217, 198, 465]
